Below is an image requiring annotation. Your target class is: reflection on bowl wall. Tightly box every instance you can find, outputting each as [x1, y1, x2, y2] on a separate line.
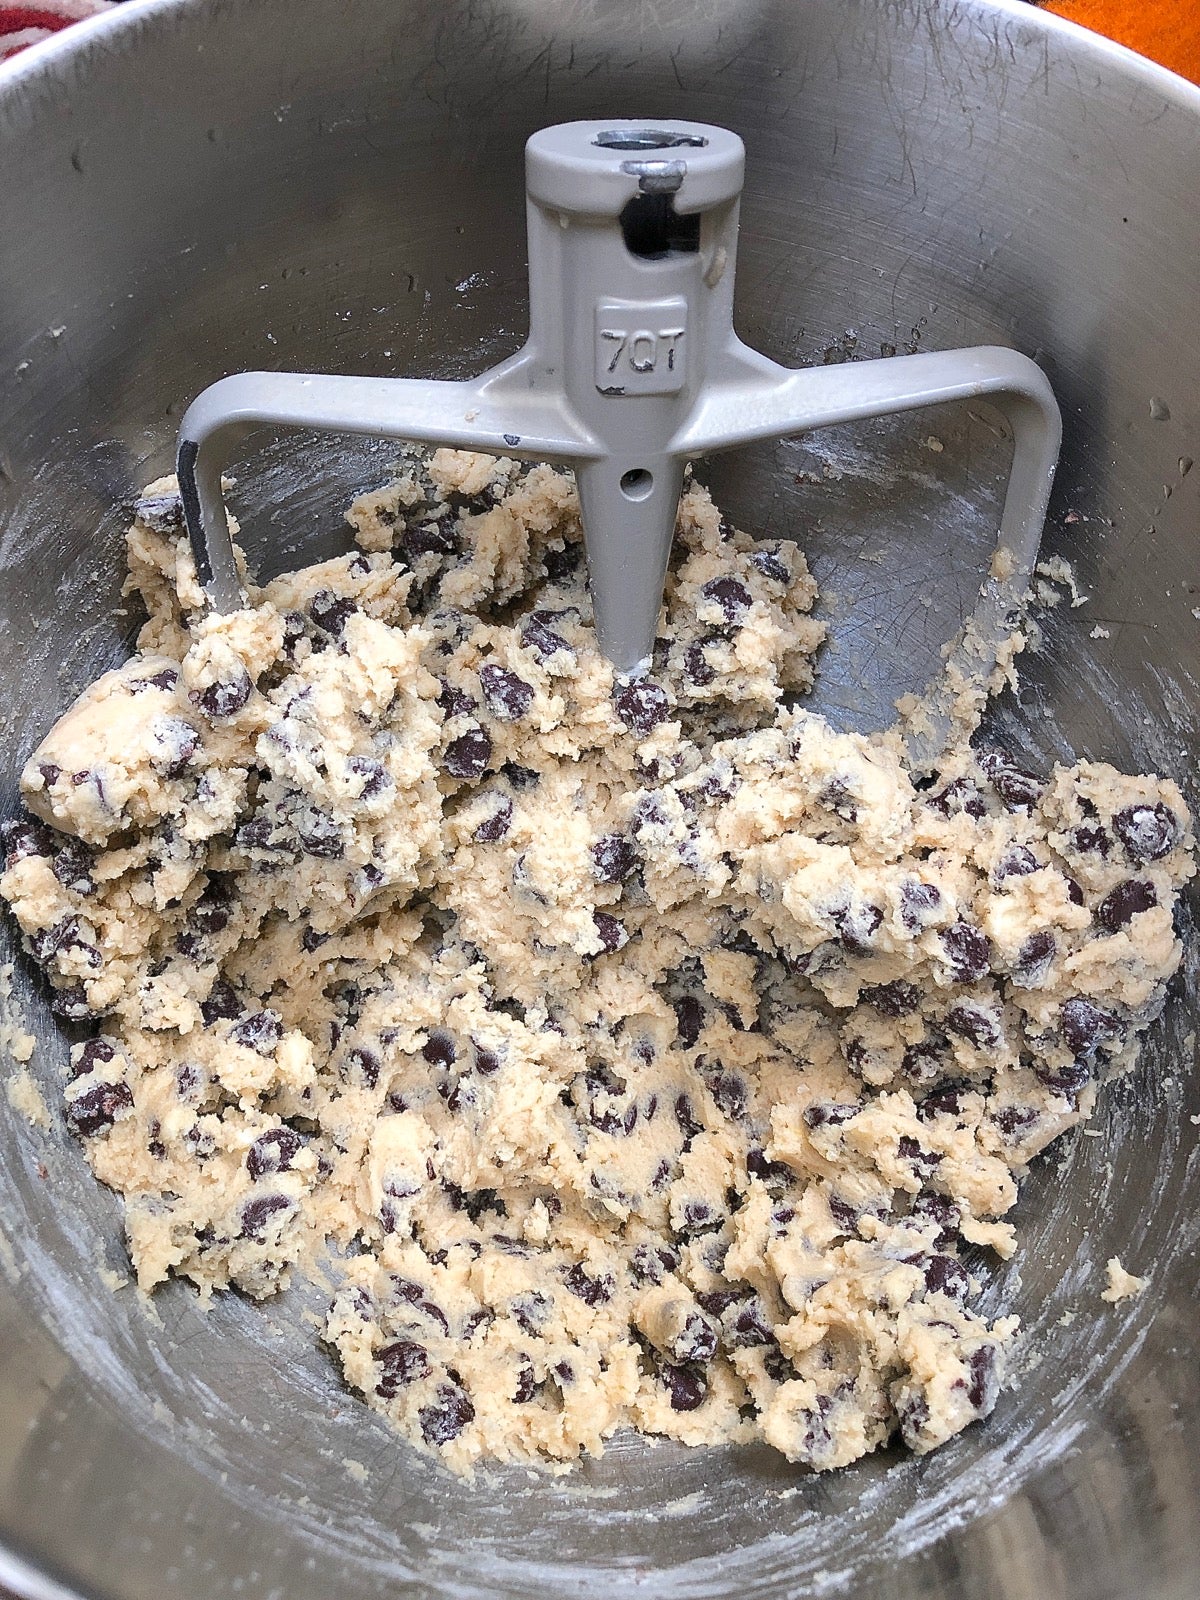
[0, 1, 1198, 1598]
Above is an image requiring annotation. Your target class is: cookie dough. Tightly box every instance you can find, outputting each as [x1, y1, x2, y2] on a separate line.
[1102, 1257, 1147, 1303]
[1, 450, 1193, 1475]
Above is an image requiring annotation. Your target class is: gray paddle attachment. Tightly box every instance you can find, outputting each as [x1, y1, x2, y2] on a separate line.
[177, 119, 1061, 762]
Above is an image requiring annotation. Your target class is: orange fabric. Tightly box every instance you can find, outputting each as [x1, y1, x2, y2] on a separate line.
[1047, 0, 1200, 84]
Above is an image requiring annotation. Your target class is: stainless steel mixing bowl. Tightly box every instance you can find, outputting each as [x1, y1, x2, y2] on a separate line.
[0, 2, 1197, 1596]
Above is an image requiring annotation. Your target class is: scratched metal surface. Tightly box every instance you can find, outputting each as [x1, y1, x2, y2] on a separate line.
[0, 1, 1198, 1597]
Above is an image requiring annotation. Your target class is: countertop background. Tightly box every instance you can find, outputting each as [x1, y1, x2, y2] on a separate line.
[2, 0, 1199, 80]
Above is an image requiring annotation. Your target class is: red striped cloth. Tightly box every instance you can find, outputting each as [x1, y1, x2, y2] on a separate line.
[0, 0, 112, 62]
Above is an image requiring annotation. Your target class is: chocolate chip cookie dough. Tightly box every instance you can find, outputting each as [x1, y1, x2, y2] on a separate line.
[1, 449, 1193, 1475]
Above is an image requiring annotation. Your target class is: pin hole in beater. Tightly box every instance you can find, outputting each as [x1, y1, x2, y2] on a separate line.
[618, 193, 700, 259]
[619, 468, 654, 500]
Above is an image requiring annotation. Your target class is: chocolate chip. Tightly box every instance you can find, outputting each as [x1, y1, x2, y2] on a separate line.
[864, 980, 921, 1017]
[945, 1002, 1001, 1049]
[681, 1199, 717, 1231]
[419, 1382, 476, 1459]
[1060, 995, 1121, 1058]
[31, 913, 101, 972]
[344, 1045, 382, 1088]
[746, 1147, 791, 1185]
[474, 796, 513, 842]
[832, 901, 883, 955]
[683, 641, 717, 686]
[994, 844, 1039, 885]
[297, 809, 344, 860]
[965, 1344, 999, 1412]
[239, 1192, 293, 1241]
[513, 1364, 539, 1403]
[347, 755, 391, 799]
[924, 1254, 970, 1303]
[695, 1287, 749, 1318]
[501, 762, 539, 791]
[246, 1127, 303, 1179]
[1012, 930, 1055, 985]
[709, 1072, 748, 1120]
[404, 516, 457, 557]
[675, 1093, 703, 1144]
[750, 546, 789, 583]
[521, 613, 572, 661]
[631, 1244, 679, 1285]
[52, 839, 95, 896]
[50, 982, 92, 1021]
[797, 1395, 835, 1456]
[66, 1079, 133, 1138]
[900, 880, 942, 930]
[564, 1262, 613, 1306]
[438, 679, 477, 718]
[1031, 1054, 1090, 1096]
[591, 910, 628, 955]
[910, 1191, 961, 1243]
[898, 1393, 931, 1448]
[614, 680, 669, 737]
[1113, 802, 1178, 863]
[977, 750, 1043, 811]
[233, 815, 279, 854]
[472, 1040, 501, 1075]
[898, 1135, 942, 1179]
[992, 1104, 1039, 1139]
[701, 576, 752, 626]
[230, 1010, 282, 1055]
[671, 1312, 718, 1364]
[902, 1035, 949, 1085]
[308, 590, 357, 637]
[193, 670, 252, 720]
[1068, 823, 1110, 858]
[818, 777, 859, 822]
[543, 541, 582, 580]
[2, 817, 53, 867]
[591, 833, 636, 884]
[132, 667, 181, 693]
[940, 922, 991, 983]
[663, 1363, 708, 1411]
[917, 1083, 970, 1123]
[479, 663, 534, 722]
[200, 978, 242, 1026]
[72, 1036, 116, 1080]
[673, 995, 705, 1049]
[1096, 877, 1157, 932]
[729, 1298, 776, 1348]
[803, 1102, 860, 1129]
[511, 1290, 551, 1334]
[189, 880, 231, 936]
[927, 777, 985, 819]
[376, 1339, 430, 1397]
[443, 726, 492, 780]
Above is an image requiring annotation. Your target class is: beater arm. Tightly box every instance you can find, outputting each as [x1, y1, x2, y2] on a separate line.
[178, 119, 1061, 756]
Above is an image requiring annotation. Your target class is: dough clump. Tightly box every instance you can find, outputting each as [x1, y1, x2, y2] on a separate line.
[1, 450, 1192, 1475]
